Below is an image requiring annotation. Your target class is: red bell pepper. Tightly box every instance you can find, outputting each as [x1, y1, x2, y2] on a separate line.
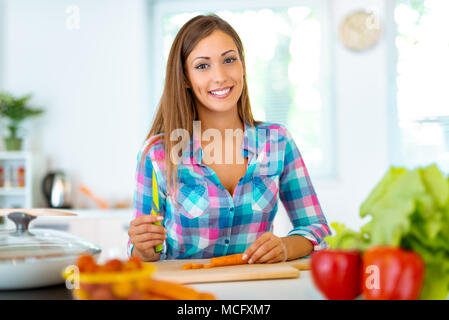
[362, 246, 425, 300]
[311, 249, 362, 300]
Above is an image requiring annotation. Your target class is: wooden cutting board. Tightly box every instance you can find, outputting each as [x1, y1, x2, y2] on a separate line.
[150, 257, 310, 284]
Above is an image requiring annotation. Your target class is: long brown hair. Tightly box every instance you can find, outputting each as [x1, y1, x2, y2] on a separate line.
[141, 14, 256, 198]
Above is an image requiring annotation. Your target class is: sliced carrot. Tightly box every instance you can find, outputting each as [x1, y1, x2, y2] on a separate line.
[191, 264, 204, 269]
[207, 253, 248, 268]
[182, 263, 192, 270]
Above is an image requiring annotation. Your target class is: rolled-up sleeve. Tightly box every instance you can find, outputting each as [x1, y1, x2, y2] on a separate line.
[279, 129, 331, 251]
[127, 146, 165, 257]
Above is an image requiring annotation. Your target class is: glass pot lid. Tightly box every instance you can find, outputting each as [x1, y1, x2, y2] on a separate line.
[0, 211, 101, 262]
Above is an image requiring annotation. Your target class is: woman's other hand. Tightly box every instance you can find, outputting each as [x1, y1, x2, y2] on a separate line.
[128, 214, 167, 262]
[242, 232, 288, 264]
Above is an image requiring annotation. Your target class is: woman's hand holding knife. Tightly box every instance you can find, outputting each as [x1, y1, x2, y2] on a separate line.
[128, 215, 167, 262]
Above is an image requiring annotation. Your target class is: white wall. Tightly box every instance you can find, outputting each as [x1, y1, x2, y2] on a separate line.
[1, 0, 152, 208]
[0, 0, 393, 232]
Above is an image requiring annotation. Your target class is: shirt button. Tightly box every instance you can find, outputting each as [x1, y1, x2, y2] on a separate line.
[224, 239, 230, 244]
[229, 207, 234, 212]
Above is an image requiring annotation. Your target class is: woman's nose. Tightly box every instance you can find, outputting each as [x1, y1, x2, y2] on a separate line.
[212, 64, 227, 83]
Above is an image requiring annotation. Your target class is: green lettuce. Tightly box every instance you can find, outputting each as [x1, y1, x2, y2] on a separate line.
[325, 164, 449, 300]
[325, 222, 370, 251]
[401, 234, 449, 299]
[420, 165, 449, 209]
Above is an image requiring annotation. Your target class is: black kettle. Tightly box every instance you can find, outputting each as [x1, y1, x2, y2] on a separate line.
[42, 171, 72, 209]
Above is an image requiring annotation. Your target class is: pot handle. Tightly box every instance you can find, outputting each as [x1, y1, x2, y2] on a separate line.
[8, 212, 36, 234]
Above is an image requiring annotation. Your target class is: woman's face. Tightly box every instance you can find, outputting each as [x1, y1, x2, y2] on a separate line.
[185, 30, 244, 116]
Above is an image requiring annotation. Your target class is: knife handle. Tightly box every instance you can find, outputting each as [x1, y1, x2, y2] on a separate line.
[153, 219, 163, 253]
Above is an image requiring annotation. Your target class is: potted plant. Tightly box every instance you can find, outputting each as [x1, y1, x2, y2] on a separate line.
[0, 92, 44, 151]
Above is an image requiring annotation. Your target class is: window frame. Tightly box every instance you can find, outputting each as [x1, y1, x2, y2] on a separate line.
[150, 0, 336, 179]
[386, 0, 402, 167]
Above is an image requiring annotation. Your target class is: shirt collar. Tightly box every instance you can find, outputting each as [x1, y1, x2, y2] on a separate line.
[181, 122, 258, 165]
[242, 122, 257, 159]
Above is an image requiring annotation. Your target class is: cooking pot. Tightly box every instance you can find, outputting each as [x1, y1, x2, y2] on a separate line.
[0, 209, 101, 290]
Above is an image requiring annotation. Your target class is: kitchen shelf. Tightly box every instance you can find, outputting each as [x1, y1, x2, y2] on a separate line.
[0, 151, 32, 209]
[0, 187, 27, 196]
[0, 151, 30, 160]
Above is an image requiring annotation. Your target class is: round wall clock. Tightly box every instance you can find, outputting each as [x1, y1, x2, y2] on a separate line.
[339, 10, 382, 52]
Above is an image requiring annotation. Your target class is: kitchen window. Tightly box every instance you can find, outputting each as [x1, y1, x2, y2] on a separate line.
[392, 0, 449, 173]
[150, 0, 335, 179]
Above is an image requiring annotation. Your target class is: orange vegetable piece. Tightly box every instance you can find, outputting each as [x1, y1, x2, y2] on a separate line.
[101, 259, 123, 272]
[197, 293, 216, 300]
[144, 294, 171, 300]
[207, 253, 247, 268]
[182, 263, 193, 270]
[76, 254, 98, 273]
[127, 290, 143, 300]
[90, 286, 115, 300]
[136, 278, 152, 292]
[141, 279, 216, 300]
[191, 264, 204, 269]
[73, 288, 90, 300]
[111, 281, 133, 299]
[80, 283, 97, 293]
[123, 256, 143, 271]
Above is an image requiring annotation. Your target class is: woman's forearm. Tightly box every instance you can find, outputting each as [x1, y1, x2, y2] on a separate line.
[281, 235, 314, 261]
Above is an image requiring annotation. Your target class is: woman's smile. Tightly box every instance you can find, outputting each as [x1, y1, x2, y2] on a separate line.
[208, 86, 233, 99]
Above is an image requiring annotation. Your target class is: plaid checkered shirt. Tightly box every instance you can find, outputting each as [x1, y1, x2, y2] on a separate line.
[128, 122, 331, 259]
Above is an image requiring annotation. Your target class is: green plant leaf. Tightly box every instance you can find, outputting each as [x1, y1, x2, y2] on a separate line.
[420, 164, 449, 209]
[0, 92, 43, 125]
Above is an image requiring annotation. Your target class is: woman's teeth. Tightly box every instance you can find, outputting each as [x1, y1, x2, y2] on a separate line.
[210, 87, 231, 95]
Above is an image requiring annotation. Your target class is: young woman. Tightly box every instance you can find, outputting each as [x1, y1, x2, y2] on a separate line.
[128, 14, 331, 263]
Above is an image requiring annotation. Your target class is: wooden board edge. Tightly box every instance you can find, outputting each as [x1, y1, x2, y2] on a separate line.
[152, 267, 301, 285]
[288, 261, 311, 271]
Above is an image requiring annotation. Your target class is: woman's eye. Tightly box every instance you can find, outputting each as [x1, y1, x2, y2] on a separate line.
[224, 57, 236, 64]
[195, 64, 208, 70]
